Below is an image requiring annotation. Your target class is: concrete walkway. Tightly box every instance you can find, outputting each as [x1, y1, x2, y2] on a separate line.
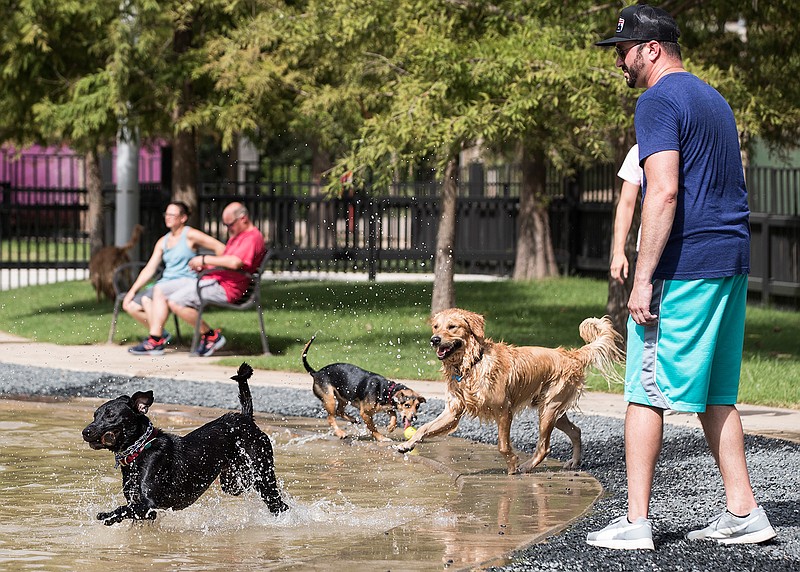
[1, 331, 798, 443]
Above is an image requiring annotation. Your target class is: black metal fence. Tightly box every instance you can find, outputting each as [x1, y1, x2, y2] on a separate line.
[1, 163, 799, 306]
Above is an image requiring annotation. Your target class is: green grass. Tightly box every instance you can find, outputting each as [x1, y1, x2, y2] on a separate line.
[1, 239, 89, 262]
[0, 277, 797, 409]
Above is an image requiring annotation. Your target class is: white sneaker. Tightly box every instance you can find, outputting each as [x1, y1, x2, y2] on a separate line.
[587, 515, 655, 550]
[686, 506, 776, 544]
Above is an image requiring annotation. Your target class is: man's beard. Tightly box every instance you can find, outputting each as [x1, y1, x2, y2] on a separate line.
[623, 49, 645, 88]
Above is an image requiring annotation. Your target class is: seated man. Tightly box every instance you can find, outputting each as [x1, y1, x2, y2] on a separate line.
[167, 202, 267, 357]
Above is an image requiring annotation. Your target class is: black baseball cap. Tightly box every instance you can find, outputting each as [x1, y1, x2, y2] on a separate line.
[595, 4, 680, 46]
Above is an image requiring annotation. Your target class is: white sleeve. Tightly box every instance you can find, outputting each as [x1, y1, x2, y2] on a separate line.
[617, 144, 643, 186]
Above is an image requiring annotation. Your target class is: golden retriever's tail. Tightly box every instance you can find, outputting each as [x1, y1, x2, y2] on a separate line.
[119, 224, 144, 253]
[575, 316, 625, 387]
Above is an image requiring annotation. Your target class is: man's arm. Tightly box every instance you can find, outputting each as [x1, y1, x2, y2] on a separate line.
[610, 180, 640, 283]
[628, 149, 679, 326]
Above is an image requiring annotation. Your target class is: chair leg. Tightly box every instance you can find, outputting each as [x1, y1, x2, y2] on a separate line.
[257, 303, 270, 355]
[172, 314, 182, 346]
[107, 300, 122, 344]
[191, 307, 205, 354]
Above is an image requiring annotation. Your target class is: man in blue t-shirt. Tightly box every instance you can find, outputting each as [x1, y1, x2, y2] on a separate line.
[587, 4, 775, 551]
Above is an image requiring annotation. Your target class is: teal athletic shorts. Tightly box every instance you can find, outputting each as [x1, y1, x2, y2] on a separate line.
[624, 274, 748, 412]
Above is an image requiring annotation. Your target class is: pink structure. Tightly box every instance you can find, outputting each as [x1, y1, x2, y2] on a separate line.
[1, 144, 163, 188]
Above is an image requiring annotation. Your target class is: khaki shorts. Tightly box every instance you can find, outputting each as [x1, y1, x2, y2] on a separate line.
[132, 277, 195, 305]
[168, 278, 227, 310]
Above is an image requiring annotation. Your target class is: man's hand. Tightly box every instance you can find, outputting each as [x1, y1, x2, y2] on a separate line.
[189, 255, 204, 272]
[628, 281, 658, 326]
[610, 253, 629, 284]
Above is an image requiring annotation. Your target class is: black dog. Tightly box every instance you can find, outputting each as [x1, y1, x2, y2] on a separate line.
[82, 363, 288, 525]
[302, 336, 426, 441]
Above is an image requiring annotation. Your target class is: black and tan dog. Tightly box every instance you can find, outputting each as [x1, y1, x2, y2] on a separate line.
[303, 336, 426, 442]
[82, 363, 288, 525]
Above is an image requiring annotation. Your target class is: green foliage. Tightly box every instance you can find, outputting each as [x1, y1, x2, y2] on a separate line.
[674, 0, 800, 150]
[0, 0, 120, 148]
[1, 240, 89, 262]
[3, 1, 799, 174]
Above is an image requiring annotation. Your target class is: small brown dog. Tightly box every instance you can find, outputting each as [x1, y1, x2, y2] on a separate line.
[89, 224, 144, 301]
[398, 308, 624, 474]
[303, 336, 426, 442]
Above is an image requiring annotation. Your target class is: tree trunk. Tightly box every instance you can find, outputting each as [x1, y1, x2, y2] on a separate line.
[170, 26, 198, 226]
[431, 155, 458, 315]
[172, 127, 198, 225]
[85, 148, 105, 256]
[513, 145, 558, 280]
[309, 141, 335, 248]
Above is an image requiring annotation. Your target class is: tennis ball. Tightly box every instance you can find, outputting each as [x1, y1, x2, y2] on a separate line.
[403, 426, 417, 440]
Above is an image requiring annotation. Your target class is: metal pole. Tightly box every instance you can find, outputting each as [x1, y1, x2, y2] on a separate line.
[115, 123, 140, 249]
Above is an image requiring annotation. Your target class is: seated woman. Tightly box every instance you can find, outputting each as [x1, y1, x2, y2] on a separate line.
[125, 202, 225, 355]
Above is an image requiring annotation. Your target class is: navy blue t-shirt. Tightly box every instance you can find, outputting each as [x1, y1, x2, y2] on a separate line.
[635, 72, 750, 280]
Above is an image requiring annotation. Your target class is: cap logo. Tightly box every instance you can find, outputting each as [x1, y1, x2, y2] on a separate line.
[616, 18, 625, 33]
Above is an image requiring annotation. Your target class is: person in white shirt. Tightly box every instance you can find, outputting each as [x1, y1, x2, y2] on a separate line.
[610, 144, 643, 284]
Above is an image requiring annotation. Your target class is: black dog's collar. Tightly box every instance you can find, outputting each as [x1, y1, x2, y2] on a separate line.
[115, 422, 159, 468]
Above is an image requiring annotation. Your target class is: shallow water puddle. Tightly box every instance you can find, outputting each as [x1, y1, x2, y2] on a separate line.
[0, 398, 600, 570]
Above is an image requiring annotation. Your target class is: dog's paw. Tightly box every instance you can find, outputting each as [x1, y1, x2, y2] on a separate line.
[97, 511, 122, 526]
[562, 459, 580, 470]
[395, 442, 415, 454]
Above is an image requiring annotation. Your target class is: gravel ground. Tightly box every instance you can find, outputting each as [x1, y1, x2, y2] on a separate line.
[1, 362, 797, 572]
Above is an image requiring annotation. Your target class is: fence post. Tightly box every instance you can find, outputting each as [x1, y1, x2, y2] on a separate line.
[761, 215, 771, 306]
[368, 197, 379, 280]
[0, 183, 10, 241]
[566, 173, 582, 274]
[468, 163, 484, 197]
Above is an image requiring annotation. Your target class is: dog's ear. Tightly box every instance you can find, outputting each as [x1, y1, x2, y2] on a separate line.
[418, 395, 427, 404]
[130, 391, 154, 415]
[462, 310, 485, 341]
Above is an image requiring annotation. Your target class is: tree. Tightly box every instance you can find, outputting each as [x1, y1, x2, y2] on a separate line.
[198, 0, 395, 245]
[0, 0, 123, 254]
[332, 0, 501, 313]
[123, 0, 264, 224]
[326, 1, 634, 309]
[463, 10, 630, 280]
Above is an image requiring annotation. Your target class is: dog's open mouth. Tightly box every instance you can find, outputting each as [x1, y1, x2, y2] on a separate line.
[435, 340, 462, 360]
[83, 429, 118, 449]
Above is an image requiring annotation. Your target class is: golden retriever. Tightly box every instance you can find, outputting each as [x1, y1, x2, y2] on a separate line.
[88, 224, 144, 301]
[397, 308, 624, 474]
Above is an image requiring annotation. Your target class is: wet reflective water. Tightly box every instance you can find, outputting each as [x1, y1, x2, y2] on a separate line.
[0, 398, 601, 570]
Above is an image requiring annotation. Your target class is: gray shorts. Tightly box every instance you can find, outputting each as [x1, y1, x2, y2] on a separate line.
[132, 277, 195, 305]
[169, 278, 227, 309]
